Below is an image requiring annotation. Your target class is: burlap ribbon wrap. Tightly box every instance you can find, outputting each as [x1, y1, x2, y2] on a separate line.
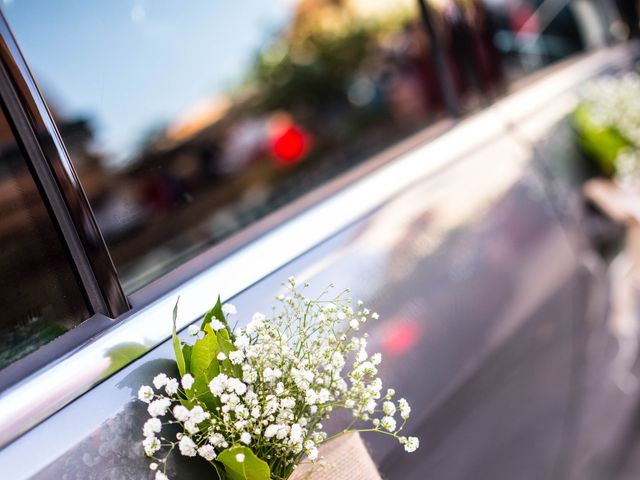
[289, 432, 381, 480]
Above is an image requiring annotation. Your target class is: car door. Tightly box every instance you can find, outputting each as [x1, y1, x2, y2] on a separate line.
[0, 1, 634, 479]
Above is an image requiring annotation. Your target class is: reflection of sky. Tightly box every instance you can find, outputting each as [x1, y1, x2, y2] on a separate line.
[3, 0, 293, 166]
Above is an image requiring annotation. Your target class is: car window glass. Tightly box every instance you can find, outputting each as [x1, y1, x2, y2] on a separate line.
[3, 0, 443, 292]
[3, 1, 619, 293]
[0, 106, 90, 370]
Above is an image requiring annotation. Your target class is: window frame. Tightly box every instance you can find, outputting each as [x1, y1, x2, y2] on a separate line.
[0, 13, 128, 318]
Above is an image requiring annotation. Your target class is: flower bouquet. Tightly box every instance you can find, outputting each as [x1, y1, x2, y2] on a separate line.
[572, 72, 640, 186]
[138, 278, 418, 480]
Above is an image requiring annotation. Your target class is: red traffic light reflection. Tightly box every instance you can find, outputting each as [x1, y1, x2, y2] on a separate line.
[269, 123, 310, 166]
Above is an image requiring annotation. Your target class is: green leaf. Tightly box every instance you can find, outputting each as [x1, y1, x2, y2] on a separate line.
[172, 298, 186, 377]
[182, 344, 192, 373]
[216, 328, 241, 376]
[188, 325, 221, 409]
[191, 330, 219, 374]
[218, 446, 270, 480]
[216, 328, 234, 355]
[202, 295, 226, 331]
[572, 104, 633, 176]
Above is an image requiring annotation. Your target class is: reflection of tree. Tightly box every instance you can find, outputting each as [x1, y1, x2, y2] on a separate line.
[248, 0, 416, 123]
[75, 0, 433, 288]
[251, 25, 373, 114]
[0, 316, 66, 370]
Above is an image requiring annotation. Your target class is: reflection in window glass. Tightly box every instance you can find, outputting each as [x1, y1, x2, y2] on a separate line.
[0, 108, 90, 370]
[427, 0, 620, 109]
[4, 0, 448, 292]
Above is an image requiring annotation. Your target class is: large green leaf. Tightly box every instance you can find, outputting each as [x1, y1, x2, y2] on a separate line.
[172, 299, 186, 376]
[218, 447, 270, 480]
[191, 330, 219, 374]
[188, 324, 221, 409]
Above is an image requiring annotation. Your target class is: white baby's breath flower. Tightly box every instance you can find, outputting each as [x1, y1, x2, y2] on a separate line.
[263, 367, 282, 383]
[178, 435, 197, 457]
[235, 453, 245, 463]
[155, 471, 169, 480]
[234, 334, 250, 349]
[349, 318, 359, 330]
[184, 420, 199, 434]
[153, 373, 168, 389]
[228, 378, 247, 395]
[190, 405, 209, 423]
[222, 303, 237, 315]
[165, 378, 179, 395]
[307, 447, 319, 460]
[187, 325, 200, 336]
[143, 435, 161, 455]
[181, 373, 195, 390]
[149, 462, 158, 471]
[173, 405, 190, 422]
[209, 373, 228, 396]
[148, 398, 171, 417]
[398, 398, 411, 420]
[289, 423, 303, 444]
[209, 433, 225, 447]
[217, 352, 227, 361]
[198, 444, 217, 461]
[143, 418, 162, 437]
[264, 424, 279, 438]
[403, 436, 419, 452]
[210, 319, 226, 331]
[381, 416, 396, 432]
[229, 350, 245, 364]
[138, 385, 154, 403]
[240, 432, 252, 445]
[383, 401, 396, 416]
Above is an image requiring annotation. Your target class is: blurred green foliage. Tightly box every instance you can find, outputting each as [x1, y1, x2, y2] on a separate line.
[571, 103, 633, 176]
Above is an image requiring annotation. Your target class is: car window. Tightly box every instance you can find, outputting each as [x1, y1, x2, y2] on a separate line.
[3, 0, 444, 293]
[2, 0, 617, 295]
[0, 106, 90, 370]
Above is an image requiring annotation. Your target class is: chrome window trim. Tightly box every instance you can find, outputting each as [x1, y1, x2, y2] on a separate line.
[0, 43, 634, 449]
[0, 13, 129, 317]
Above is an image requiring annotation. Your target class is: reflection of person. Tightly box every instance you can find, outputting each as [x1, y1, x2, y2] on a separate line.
[469, 0, 505, 92]
[441, 0, 505, 101]
[616, 0, 640, 38]
[443, 0, 479, 98]
[383, 22, 432, 124]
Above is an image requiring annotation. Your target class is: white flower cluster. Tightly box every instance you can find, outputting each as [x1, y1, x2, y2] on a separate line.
[581, 72, 640, 189]
[582, 73, 640, 148]
[138, 278, 418, 479]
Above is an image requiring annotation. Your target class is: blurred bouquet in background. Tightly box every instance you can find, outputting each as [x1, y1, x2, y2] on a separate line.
[573, 72, 640, 190]
[138, 278, 418, 480]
